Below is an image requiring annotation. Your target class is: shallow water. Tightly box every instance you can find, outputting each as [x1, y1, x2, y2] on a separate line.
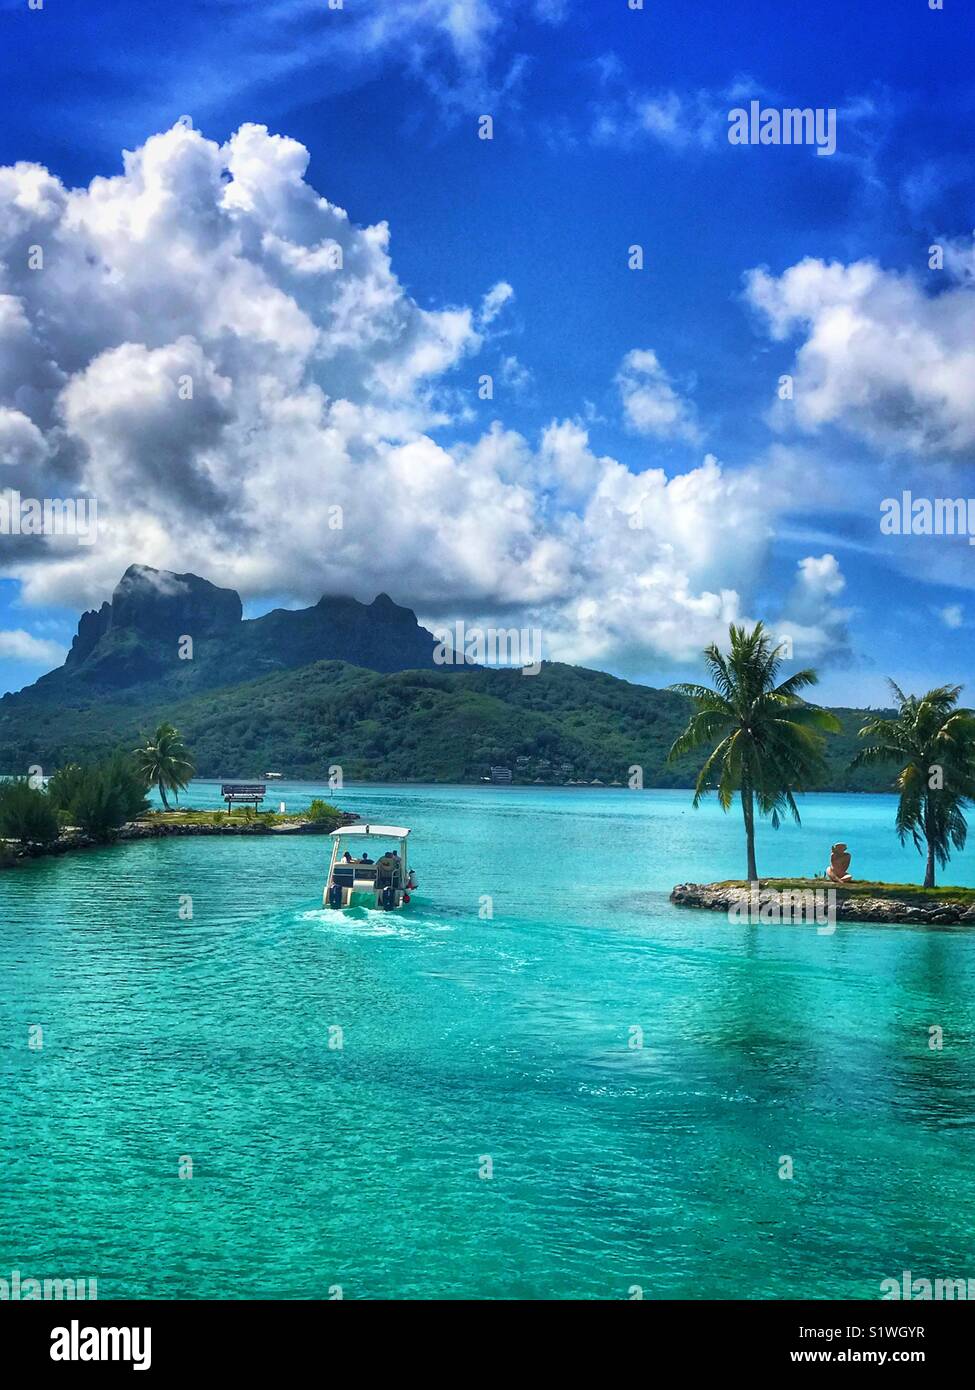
[2, 784, 974, 1298]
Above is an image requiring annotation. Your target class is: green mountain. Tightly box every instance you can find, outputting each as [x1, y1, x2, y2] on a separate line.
[0, 564, 896, 788]
[20, 563, 439, 708]
[1, 646, 893, 792]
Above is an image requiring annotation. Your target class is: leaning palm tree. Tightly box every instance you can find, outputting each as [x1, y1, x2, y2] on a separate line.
[667, 623, 840, 880]
[851, 684, 975, 889]
[133, 723, 195, 810]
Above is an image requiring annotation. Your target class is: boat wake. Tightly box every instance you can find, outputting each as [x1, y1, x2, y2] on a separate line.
[297, 905, 453, 941]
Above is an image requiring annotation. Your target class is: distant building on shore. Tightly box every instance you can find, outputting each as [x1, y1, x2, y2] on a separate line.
[490, 766, 513, 784]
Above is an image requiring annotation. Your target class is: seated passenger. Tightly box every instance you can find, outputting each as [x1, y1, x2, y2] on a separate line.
[375, 851, 399, 886]
[359, 851, 373, 864]
[342, 851, 355, 863]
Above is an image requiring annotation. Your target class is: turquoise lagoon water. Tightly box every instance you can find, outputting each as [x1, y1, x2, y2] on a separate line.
[2, 783, 974, 1300]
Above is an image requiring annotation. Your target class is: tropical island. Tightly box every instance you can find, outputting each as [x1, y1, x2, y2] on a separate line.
[664, 622, 975, 924]
[0, 722, 351, 868]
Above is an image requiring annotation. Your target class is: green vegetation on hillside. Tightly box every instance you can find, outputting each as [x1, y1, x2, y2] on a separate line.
[0, 657, 898, 790]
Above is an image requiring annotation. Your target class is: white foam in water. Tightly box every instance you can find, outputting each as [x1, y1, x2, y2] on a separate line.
[298, 907, 452, 941]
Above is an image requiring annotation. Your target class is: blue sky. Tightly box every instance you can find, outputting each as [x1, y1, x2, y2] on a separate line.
[0, 0, 973, 706]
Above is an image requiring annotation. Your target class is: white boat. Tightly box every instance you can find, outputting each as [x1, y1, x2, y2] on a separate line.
[265, 772, 283, 780]
[323, 824, 417, 910]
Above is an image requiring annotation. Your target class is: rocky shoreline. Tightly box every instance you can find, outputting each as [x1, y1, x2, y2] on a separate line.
[1, 811, 360, 866]
[670, 881, 975, 928]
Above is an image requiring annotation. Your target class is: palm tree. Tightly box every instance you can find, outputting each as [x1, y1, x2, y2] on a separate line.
[852, 684, 975, 888]
[668, 623, 840, 880]
[133, 723, 195, 810]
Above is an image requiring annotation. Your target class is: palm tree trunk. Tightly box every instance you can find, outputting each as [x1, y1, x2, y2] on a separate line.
[741, 784, 758, 881]
[159, 781, 170, 811]
[923, 800, 936, 889]
[924, 837, 936, 890]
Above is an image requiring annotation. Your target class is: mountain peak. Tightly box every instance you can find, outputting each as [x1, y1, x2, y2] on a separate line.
[111, 565, 243, 638]
[43, 565, 438, 696]
[370, 591, 418, 622]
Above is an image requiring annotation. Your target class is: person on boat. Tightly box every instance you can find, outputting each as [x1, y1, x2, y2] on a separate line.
[375, 850, 399, 886]
[342, 850, 356, 863]
[359, 851, 373, 864]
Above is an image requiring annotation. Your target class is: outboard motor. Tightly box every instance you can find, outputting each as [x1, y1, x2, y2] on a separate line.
[328, 882, 344, 908]
[380, 884, 397, 910]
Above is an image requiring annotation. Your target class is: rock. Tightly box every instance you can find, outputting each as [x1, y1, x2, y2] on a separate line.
[669, 882, 975, 929]
[111, 564, 243, 640]
[65, 601, 112, 667]
[19, 565, 441, 699]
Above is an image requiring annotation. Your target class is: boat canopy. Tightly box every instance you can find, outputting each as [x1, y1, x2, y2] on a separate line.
[329, 824, 411, 839]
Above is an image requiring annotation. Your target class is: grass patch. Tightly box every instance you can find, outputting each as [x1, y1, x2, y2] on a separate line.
[139, 808, 332, 828]
[715, 878, 975, 905]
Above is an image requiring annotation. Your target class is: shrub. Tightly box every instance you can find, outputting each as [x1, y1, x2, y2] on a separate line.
[66, 769, 126, 842]
[0, 779, 61, 845]
[49, 753, 150, 842]
[103, 752, 151, 822]
[307, 799, 341, 822]
[47, 763, 87, 819]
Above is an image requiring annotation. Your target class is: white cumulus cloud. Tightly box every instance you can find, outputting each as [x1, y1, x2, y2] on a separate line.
[0, 121, 842, 675]
[616, 348, 702, 444]
[746, 254, 975, 456]
[776, 553, 853, 662]
[0, 629, 66, 665]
